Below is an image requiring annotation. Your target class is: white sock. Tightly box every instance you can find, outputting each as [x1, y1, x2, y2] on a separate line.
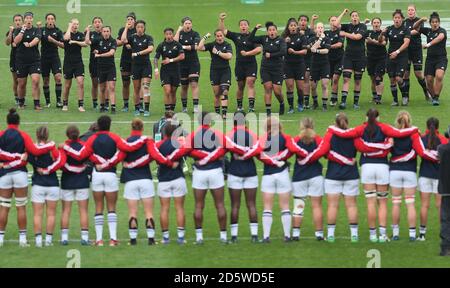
[35, 234, 42, 246]
[379, 226, 387, 237]
[162, 230, 169, 240]
[327, 224, 336, 238]
[292, 227, 301, 238]
[230, 223, 238, 237]
[262, 210, 273, 239]
[420, 225, 426, 235]
[281, 210, 291, 238]
[61, 229, 69, 242]
[409, 227, 416, 238]
[94, 214, 104, 241]
[369, 228, 377, 237]
[45, 233, 53, 243]
[19, 230, 27, 243]
[177, 227, 185, 239]
[350, 224, 358, 237]
[250, 222, 258, 237]
[129, 228, 138, 240]
[81, 229, 89, 242]
[196, 228, 203, 241]
[315, 230, 324, 238]
[0, 230, 4, 243]
[107, 212, 117, 240]
[220, 230, 227, 241]
[392, 224, 400, 237]
[146, 218, 155, 239]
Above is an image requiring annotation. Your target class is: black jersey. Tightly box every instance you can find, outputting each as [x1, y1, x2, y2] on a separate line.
[178, 30, 200, 63]
[154, 40, 184, 70]
[365, 30, 387, 59]
[302, 27, 315, 61]
[6, 29, 17, 62]
[40, 26, 63, 59]
[404, 17, 423, 49]
[13, 26, 41, 63]
[308, 35, 331, 63]
[325, 29, 344, 61]
[127, 33, 153, 65]
[88, 30, 102, 62]
[118, 26, 136, 63]
[420, 27, 447, 57]
[384, 24, 411, 55]
[285, 33, 307, 63]
[225, 30, 257, 64]
[63, 31, 85, 64]
[94, 36, 117, 68]
[249, 28, 286, 68]
[341, 23, 367, 57]
[204, 41, 233, 69]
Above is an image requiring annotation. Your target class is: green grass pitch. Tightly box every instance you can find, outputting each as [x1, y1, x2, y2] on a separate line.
[0, 0, 449, 267]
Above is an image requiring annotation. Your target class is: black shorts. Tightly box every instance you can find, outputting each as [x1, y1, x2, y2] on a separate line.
[425, 56, 448, 77]
[9, 55, 16, 73]
[329, 57, 343, 76]
[89, 59, 98, 78]
[367, 57, 386, 77]
[304, 55, 312, 72]
[132, 64, 152, 80]
[407, 47, 423, 71]
[261, 66, 283, 85]
[235, 61, 257, 81]
[284, 61, 305, 80]
[41, 57, 62, 77]
[120, 60, 132, 73]
[180, 60, 200, 79]
[210, 67, 231, 86]
[387, 55, 408, 78]
[310, 61, 330, 81]
[343, 55, 366, 73]
[63, 62, 84, 79]
[16, 61, 41, 78]
[98, 67, 117, 84]
[160, 68, 180, 87]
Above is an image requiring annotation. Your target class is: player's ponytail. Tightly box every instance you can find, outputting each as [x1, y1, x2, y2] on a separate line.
[335, 113, 349, 130]
[36, 126, 49, 143]
[366, 108, 379, 140]
[299, 118, 316, 145]
[426, 117, 440, 150]
[395, 111, 411, 129]
[66, 125, 80, 141]
[6, 108, 20, 125]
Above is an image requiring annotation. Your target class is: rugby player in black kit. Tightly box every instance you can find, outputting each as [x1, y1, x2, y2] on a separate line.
[336, 9, 367, 110]
[249, 21, 286, 116]
[414, 12, 448, 106]
[121, 20, 154, 117]
[154, 28, 185, 113]
[379, 9, 411, 106]
[85, 17, 103, 110]
[13, 12, 42, 110]
[40, 13, 64, 108]
[174, 17, 201, 113]
[5, 14, 23, 105]
[218, 13, 261, 113]
[117, 12, 137, 112]
[198, 30, 233, 119]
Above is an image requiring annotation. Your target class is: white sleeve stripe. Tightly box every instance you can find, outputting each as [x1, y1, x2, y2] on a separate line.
[198, 148, 221, 166]
[64, 163, 87, 173]
[329, 150, 355, 166]
[391, 150, 416, 163]
[360, 139, 392, 150]
[42, 153, 62, 174]
[125, 154, 150, 169]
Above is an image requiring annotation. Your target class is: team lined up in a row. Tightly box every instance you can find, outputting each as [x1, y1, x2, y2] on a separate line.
[0, 108, 445, 246]
[5, 6, 448, 116]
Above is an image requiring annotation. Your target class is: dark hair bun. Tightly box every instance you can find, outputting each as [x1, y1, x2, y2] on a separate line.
[431, 11, 439, 17]
[9, 108, 16, 114]
[265, 21, 275, 29]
